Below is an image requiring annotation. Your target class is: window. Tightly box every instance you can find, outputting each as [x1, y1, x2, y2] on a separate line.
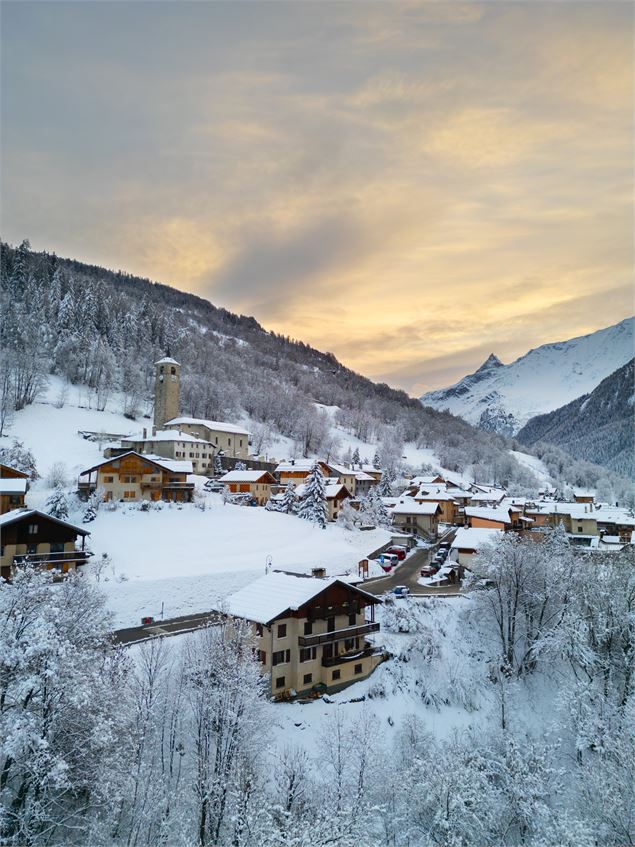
[303, 673, 312, 685]
[354, 663, 363, 675]
[124, 491, 135, 499]
[327, 616, 335, 633]
[578, 526, 583, 533]
[258, 650, 267, 664]
[103, 476, 114, 483]
[240, 439, 243, 447]
[272, 650, 290, 666]
[300, 647, 317, 663]
[275, 676, 285, 689]
[27, 544, 37, 554]
[332, 669, 341, 681]
[256, 623, 263, 636]
[228, 438, 231, 446]
[28, 524, 38, 534]
[277, 623, 287, 638]
[344, 638, 355, 652]
[304, 621, 313, 635]
[51, 543, 64, 553]
[123, 475, 137, 483]
[348, 612, 356, 626]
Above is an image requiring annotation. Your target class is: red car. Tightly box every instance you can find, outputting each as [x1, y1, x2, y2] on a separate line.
[420, 564, 438, 578]
[386, 546, 407, 561]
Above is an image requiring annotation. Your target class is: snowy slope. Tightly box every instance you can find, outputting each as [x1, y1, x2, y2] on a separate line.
[420, 317, 634, 435]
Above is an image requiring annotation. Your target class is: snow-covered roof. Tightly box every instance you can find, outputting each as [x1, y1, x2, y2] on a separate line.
[223, 571, 379, 625]
[355, 472, 375, 481]
[219, 470, 273, 483]
[0, 463, 29, 478]
[0, 478, 27, 494]
[155, 356, 180, 366]
[326, 462, 356, 477]
[573, 488, 596, 498]
[0, 508, 89, 535]
[451, 527, 503, 551]
[391, 500, 441, 516]
[276, 459, 326, 473]
[296, 482, 350, 500]
[409, 475, 445, 486]
[465, 506, 511, 524]
[165, 416, 249, 436]
[123, 429, 211, 445]
[80, 451, 192, 476]
[415, 489, 455, 502]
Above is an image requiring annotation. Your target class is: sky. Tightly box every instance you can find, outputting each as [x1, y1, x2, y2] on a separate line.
[1, 1, 633, 395]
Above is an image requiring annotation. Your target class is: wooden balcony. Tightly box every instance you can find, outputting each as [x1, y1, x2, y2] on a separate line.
[298, 621, 379, 647]
[12, 550, 93, 568]
[306, 602, 361, 622]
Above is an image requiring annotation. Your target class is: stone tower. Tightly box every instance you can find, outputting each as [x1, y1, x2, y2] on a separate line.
[153, 356, 180, 430]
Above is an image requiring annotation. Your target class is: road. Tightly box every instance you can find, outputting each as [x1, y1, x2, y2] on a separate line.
[363, 531, 461, 597]
[112, 532, 460, 645]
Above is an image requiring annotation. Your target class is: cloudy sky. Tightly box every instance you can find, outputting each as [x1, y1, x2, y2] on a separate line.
[2, 1, 632, 394]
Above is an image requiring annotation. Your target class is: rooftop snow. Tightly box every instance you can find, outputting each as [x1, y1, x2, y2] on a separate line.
[154, 356, 180, 366]
[219, 470, 272, 483]
[391, 500, 441, 515]
[0, 508, 89, 535]
[165, 416, 249, 435]
[465, 506, 511, 524]
[222, 571, 378, 625]
[123, 430, 211, 445]
[451, 527, 503, 550]
[0, 478, 27, 494]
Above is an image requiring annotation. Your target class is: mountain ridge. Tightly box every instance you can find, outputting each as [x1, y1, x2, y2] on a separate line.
[420, 317, 634, 436]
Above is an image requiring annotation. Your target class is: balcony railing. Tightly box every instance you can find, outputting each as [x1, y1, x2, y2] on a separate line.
[322, 646, 379, 668]
[298, 621, 379, 647]
[306, 603, 361, 622]
[12, 550, 93, 567]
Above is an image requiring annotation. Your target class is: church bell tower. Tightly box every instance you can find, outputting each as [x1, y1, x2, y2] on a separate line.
[153, 356, 180, 430]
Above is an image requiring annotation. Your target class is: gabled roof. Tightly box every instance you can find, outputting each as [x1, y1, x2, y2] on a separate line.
[275, 459, 329, 473]
[451, 526, 503, 551]
[465, 506, 512, 524]
[391, 500, 441, 516]
[296, 482, 351, 500]
[219, 470, 276, 483]
[155, 356, 180, 366]
[223, 572, 380, 625]
[79, 451, 192, 476]
[122, 429, 211, 445]
[165, 416, 249, 435]
[0, 508, 90, 535]
[0, 463, 30, 479]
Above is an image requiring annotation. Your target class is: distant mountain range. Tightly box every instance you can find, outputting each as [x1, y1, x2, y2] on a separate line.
[517, 358, 634, 479]
[420, 317, 634, 437]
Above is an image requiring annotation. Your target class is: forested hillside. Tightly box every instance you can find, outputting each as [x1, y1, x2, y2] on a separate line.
[517, 359, 635, 478]
[0, 239, 631, 497]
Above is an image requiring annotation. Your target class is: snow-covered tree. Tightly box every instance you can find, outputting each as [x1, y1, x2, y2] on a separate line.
[213, 454, 224, 476]
[0, 439, 38, 479]
[279, 482, 297, 515]
[372, 449, 381, 469]
[359, 486, 389, 527]
[378, 468, 394, 497]
[0, 568, 120, 845]
[45, 483, 69, 520]
[297, 462, 328, 528]
[351, 448, 360, 468]
[337, 497, 359, 530]
[234, 460, 247, 471]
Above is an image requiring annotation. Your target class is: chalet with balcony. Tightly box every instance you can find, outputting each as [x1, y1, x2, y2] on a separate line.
[0, 509, 91, 581]
[223, 572, 383, 698]
[219, 469, 277, 505]
[164, 416, 250, 459]
[78, 451, 194, 503]
[390, 499, 441, 539]
[0, 463, 29, 514]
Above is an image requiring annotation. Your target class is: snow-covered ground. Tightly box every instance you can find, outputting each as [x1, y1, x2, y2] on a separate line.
[80, 501, 390, 628]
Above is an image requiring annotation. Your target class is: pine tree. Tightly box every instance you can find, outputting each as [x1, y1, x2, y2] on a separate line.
[0, 439, 39, 479]
[82, 490, 101, 523]
[45, 483, 69, 520]
[351, 448, 361, 468]
[234, 460, 247, 471]
[280, 481, 297, 514]
[378, 469, 394, 497]
[373, 450, 381, 469]
[297, 462, 328, 528]
[213, 454, 224, 476]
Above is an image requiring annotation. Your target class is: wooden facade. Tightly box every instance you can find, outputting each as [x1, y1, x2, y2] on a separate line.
[0, 510, 91, 580]
[78, 452, 194, 503]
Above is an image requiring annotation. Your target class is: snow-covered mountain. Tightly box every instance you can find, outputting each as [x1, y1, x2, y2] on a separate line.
[517, 358, 635, 478]
[420, 317, 634, 436]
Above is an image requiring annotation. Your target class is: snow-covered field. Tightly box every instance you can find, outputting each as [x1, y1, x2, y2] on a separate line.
[81, 502, 390, 628]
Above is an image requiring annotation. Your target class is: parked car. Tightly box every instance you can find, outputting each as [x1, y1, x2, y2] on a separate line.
[439, 541, 451, 550]
[376, 552, 399, 567]
[204, 481, 225, 493]
[420, 565, 437, 577]
[392, 585, 410, 596]
[385, 546, 407, 561]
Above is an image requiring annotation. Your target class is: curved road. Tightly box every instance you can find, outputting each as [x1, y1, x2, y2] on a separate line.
[363, 532, 461, 597]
